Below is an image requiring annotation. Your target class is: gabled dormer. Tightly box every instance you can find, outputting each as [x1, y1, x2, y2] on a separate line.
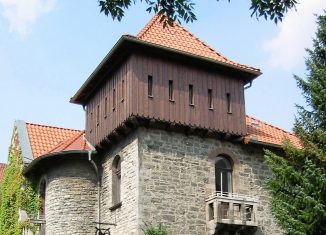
[71, 15, 261, 147]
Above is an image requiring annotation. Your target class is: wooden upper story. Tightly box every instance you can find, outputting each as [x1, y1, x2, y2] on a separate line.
[71, 15, 261, 147]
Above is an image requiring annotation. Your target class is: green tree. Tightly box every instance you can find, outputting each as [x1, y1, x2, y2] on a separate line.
[142, 222, 168, 235]
[0, 147, 39, 235]
[265, 12, 326, 235]
[98, 0, 298, 25]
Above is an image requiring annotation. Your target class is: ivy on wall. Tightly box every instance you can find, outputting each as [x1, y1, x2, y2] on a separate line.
[0, 142, 39, 234]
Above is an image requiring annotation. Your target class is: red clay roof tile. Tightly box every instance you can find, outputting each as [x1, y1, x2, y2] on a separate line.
[245, 115, 301, 148]
[137, 15, 260, 73]
[24, 114, 300, 160]
[48, 131, 89, 153]
[26, 123, 88, 158]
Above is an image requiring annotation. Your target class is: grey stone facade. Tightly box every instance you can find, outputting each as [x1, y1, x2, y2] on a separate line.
[44, 158, 97, 235]
[137, 128, 281, 235]
[38, 127, 282, 235]
[101, 133, 140, 235]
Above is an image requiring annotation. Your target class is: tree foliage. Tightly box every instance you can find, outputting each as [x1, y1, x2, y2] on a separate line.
[142, 222, 168, 235]
[98, 0, 298, 26]
[265, 12, 326, 235]
[0, 147, 39, 234]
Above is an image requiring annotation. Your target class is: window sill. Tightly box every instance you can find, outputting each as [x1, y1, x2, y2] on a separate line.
[109, 202, 122, 211]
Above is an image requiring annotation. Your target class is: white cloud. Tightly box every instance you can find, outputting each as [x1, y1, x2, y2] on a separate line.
[0, 0, 56, 36]
[263, 0, 326, 71]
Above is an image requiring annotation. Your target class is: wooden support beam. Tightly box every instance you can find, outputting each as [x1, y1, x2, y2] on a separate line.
[185, 126, 196, 135]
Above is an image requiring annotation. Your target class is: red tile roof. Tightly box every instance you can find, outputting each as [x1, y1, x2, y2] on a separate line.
[24, 114, 300, 161]
[137, 15, 260, 73]
[245, 115, 301, 148]
[48, 131, 89, 153]
[0, 163, 7, 184]
[26, 123, 89, 158]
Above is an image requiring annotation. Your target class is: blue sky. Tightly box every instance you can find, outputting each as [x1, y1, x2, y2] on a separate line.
[0, 0, 325, 163]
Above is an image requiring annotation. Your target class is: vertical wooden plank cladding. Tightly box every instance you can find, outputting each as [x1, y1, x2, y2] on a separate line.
[85, 52, 247, 146]
[239, 80, 246, 134]
[147, 56, 154, 117]
[227, 76, 234, 133]
[233, 78, 241, 133]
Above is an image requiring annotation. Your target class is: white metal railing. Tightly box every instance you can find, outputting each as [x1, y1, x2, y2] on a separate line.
[208, 191, 259, 203]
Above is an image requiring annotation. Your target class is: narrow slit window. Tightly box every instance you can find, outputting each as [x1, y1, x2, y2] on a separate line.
[39, 180, 46, 234]
[96, 104, 100, 125]
[104, 97, 108, 117]
[208, 89, 213, 109]
[189, 84, 194, 105]
[112, 156, 121, 205]
[169, 80, 174, 101]
[113, 88, 116, 110]
[90, 111, 93, 133]
[226, 93, 232, 113]
[121, 80, 125, 101]
[148, 75, 153, 97]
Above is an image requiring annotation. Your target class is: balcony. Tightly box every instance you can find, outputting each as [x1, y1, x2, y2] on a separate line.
[206, 191, 258, 234]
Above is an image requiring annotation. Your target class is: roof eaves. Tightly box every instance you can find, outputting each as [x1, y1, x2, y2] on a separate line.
[70, 35, 127, 104]
[247, 137, 283, 149]
[23, 149, 97, 176]
[71, 35, 261, 105]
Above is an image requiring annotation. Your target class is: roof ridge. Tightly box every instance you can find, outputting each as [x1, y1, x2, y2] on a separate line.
[26, 122, 82, 132]
[48, 131, 85, 154]
[137, 14, 160, 38]
[136, 14, 259, 73]
[137, 14, 225, 58]
[176, 22, 223, 58]
[246, 115, 296, 137]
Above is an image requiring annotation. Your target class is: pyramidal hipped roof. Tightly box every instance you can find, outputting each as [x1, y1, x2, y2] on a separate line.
[136, 15, 260, 73]
[71, 15, 260, 104]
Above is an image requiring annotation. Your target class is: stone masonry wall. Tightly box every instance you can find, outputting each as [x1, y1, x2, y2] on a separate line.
[101, 132, 140, 235]
[45, 158, 97, 235]
[137, 128, 282, 235]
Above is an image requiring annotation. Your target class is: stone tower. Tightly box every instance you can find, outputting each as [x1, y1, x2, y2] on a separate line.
[23, 15, 301, 235]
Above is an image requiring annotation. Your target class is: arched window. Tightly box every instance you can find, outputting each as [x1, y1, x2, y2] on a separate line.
[112, 156, 121, 205]
[39, 180, 46, 235]
[215, 156, 232, 193]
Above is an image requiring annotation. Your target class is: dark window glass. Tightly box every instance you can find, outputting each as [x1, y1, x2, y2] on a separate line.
[122, 80, 125, 101]
[169, 80, 174, 101]
[104, 97, 108, 117]
[96, 105, 100, 125]
[189, 84, 194, 105]
[226, 93, 232, 113]
[113, 89, 116, 110]
[112, 156, 121, 205]
[208, 89, 213, 109]
[215, 156, 232, 193]
[39, 180, 46, 235]
[148, 75, 153, 97]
